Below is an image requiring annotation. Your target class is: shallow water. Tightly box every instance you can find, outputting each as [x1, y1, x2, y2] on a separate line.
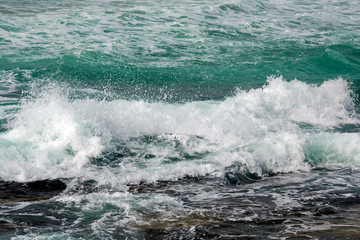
[1, 0, 360, 239]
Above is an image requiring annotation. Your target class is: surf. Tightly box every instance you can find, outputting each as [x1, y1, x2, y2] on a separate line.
[0, 76, 358, 185]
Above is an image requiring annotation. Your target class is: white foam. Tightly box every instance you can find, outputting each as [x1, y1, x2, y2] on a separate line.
[0, 88, 105, 181]
[0, 77, 358, 182]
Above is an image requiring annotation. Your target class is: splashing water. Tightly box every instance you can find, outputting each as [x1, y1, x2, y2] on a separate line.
[1, 0, 360, 239]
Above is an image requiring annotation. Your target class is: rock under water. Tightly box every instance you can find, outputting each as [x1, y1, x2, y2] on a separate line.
[0, 179, 66, 203]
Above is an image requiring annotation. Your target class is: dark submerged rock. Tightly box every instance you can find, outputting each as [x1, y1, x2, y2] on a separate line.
[0, 179, 66, 203]
[0, 220, 28, 233]
[314, 206, 338, 216]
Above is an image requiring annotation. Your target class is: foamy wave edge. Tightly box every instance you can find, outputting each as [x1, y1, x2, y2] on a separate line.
[0, 76, 359, 183]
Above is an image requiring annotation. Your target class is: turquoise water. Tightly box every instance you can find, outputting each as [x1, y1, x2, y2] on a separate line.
[1, 0, 360, 239]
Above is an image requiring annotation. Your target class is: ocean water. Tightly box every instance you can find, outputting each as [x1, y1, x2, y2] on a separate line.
[1, 0, 360, 239]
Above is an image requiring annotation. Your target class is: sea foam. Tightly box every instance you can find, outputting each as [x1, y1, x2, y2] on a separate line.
[0, 77, 358, 183]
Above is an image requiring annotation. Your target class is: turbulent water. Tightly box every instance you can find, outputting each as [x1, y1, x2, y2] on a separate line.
[1, 0, 360, 239]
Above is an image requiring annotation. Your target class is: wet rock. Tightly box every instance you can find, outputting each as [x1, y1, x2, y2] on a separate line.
[69, 179, 100, 194]
[128, 181, 171, 194]
[330, 194, 360, 206]
[255, 218, 286, 225]
[314, 206, 338, 216]
[0, 179, 66, 203]
[127, 177, 206, 194]
[0, 220, 28, 233]
[145, 220, 287, 240]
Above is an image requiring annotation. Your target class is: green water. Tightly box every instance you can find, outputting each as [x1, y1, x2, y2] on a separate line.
[1, 0, 359, 101]
[1, 0, 360, 239]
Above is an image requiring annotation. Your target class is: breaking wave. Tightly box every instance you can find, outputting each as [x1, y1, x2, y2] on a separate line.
[0, 77, 359, 183]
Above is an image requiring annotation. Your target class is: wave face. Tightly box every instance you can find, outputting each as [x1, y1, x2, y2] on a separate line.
[1, 0, 360, 239]
[0, 77, 358, 183]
